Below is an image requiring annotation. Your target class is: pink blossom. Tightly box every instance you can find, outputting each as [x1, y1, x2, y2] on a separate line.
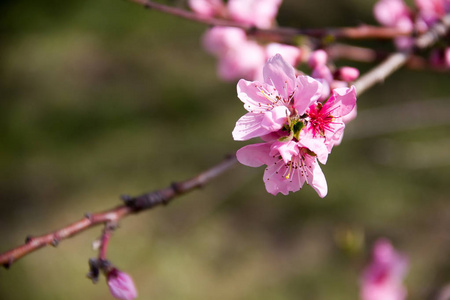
[373, 0, 412, 30]
[236, 141, 328, 197]
[202, 27, 266, 81]
[266, 43, 302, 67]
[202, 27, 247, 56]
[308, 49, 328, 68]
[336, 67, 360, 82]
[188, 0, 225, 17]
[232, 54, 322, 141]
[306, 86, 357, 150]
[415, 0, 446, 27]
[217, 39, 266, 81]
[228, 0, 282, 29]
[361, 239, 408, 300]
[107, 268, 138, 300]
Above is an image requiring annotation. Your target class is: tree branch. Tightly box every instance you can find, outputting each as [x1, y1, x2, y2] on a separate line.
[353, 14, 450, 95]
[0, 154, 238, 268]
[127, 0, 410, 41]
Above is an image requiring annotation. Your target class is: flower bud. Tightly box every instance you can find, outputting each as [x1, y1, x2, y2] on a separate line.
[107, 268, 138, 300]
[308, 49, 328, 68]
[337, 67, 360, 82]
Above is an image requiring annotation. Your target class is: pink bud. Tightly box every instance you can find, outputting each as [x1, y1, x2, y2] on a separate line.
[107, 268, 138, 300]
[308, 49, 328, 68]
[311, 64, 333, 83]
[337, 67, 360, 82]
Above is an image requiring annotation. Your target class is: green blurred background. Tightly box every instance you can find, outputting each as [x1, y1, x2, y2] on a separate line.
[1, 0, 450, 299]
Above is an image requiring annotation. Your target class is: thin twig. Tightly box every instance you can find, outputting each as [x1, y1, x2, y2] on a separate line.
[127, 0, 410, 41]
[0, 154, 238, 268]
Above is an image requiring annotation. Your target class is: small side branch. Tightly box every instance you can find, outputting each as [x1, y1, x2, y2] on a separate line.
[0, 154, 237, 268]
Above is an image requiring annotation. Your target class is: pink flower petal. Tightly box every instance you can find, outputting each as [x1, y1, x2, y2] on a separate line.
[263, 54, 297, 100]
[233, 113, 275, 141]
[293, 75, 323, 114]
[236, 143, 272, 167]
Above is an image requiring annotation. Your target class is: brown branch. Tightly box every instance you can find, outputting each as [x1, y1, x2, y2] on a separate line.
[0, 154, 238, 268]
[353, 14, 450, 95]
[127, 0, 410, 41]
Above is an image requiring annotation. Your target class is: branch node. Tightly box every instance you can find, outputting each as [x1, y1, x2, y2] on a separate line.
[3, 258, 13, 269]
[171, 182, 183, 195]
[25, 235, 33, 243]
[120, 194, 133, 204]
[87, 258, 100, 284]
[51, 238, 60, 247]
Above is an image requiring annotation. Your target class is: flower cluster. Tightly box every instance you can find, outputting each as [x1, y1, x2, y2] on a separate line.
[188, 0, 301, 81]
[361, 239, 409, 300]
[233, 54, 357, 197]
[374, 0, 450, 68]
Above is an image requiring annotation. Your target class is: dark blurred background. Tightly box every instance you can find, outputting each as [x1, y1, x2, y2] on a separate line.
[1, 0, 450, 299]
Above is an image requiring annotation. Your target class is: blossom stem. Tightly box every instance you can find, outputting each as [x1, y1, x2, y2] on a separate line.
[0, 154, 238, 268]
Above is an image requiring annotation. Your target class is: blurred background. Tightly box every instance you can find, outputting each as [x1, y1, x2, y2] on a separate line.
[1, 0, 450, 299]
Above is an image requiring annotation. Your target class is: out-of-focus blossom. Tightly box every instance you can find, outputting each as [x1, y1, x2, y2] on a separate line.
[336, 67, 360, 82]
[266, 43, 302, 67]
[107, 268, 138, 300]
[308, 49, 328, 68]
[228, 0, 282, 28]
[374, 0, 412, 29]
[373, 0, 414, 50]
[188, 0, 225, 17]
[361, 239, 408, 300]
[202, 27, 247, 55]
[191, 0, 298, 81]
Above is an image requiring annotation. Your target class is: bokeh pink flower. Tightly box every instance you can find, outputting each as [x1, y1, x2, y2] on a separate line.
[361, 239, 408, 300]
[190, 0, 302, 81]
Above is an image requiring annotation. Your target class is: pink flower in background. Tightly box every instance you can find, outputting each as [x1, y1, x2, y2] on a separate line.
[373, 0, 412, 30]
[107, 268, 138, 300]
[202, 26, 247, 56]
[361, 239, 408, 300]
[266, 43, 302, 68]
[228, 0, 282, 28]
[373, 0, 414, 50]
[188, 0, 225, 17]
[232, 54, 322, 141]
[236, 140, 328, 197]
[191, 0, 302, 81]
